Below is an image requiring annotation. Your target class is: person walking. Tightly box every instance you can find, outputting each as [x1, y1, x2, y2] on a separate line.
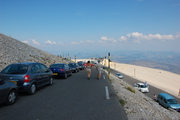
[85, 61, 92, 80]
[96, 60, 103, 80]
[153, 94, 157, 101]
[144, 81, 148, 87]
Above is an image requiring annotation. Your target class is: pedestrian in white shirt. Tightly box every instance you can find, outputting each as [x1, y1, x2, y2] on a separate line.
[96, 60, 103, 80]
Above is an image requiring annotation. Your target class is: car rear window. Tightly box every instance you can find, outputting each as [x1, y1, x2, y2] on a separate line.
[50, 64, 64, 68]
[1, 64, 28, 74]
[167, 99, 178, 104]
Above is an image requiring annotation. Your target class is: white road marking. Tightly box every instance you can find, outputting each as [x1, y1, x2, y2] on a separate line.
[103, 75, 106, 79]
[105, 86, 110, 99]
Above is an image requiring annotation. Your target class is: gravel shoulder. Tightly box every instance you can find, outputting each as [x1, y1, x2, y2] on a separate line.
[109, 72, 180, 120]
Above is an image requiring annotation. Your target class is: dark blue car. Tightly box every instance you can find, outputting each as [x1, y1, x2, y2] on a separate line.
[77, 61, 85, 70]
[68, 63, 80, 73]
[49, 63, 72, 79]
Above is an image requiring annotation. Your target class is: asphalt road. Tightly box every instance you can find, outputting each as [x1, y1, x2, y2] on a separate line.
[0, 68, 128, 120]
[110, 69, 180, 103]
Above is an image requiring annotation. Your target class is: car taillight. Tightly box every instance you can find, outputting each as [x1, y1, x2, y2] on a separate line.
[24, 74, 30, 82]
[59, 69, 64, 71]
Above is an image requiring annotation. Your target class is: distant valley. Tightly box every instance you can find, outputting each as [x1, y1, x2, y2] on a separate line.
[71, 51, 180, 74]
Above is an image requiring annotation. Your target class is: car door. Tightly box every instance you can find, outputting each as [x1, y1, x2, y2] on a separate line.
[65, 64, 70, 75]
[39, 64, 51, 84]
[0, 80, 8, 104]
[162, 98, 168, 108]
[31, 64, 42, 87]
[137, 84, 141, 90]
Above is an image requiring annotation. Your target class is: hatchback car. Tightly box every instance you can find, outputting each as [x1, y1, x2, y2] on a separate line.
[134, 83, 149, 93]
[77, 61, 85, 70]
[68, 63, 80, 73]
[0, 79, 18, 105]
[0, 62, 54, 95]
[116, 73, 123, 79]
[49, 63, 72, 79]
[157, 93, 180, 112]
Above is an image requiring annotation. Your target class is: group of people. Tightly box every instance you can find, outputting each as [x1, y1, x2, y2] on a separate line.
[84, 60, 103, 80]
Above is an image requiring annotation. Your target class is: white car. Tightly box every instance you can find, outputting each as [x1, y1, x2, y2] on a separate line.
[134, 83, 149, 93]
[116, 73, 123, 79]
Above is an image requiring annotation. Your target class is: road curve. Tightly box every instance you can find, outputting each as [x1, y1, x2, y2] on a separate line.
[110, 68, 180, 103]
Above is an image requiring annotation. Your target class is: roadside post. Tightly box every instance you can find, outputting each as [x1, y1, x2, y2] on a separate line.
[104, 56, 106, 67]
[108, 53, 110, 79]
[75, 55, 76, 63]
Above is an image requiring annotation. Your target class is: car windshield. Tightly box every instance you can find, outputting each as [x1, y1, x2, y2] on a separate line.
[78, 62, 83, 66]
[50, 64, 64, 68]
[1, 64, 28, 74]
[140, 85, 147, 88]
[167, 99, 178, 104]
[69, 64, 76, 67]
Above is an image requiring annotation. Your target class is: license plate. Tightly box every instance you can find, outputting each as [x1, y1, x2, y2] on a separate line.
[53, 73, 58, 75]
[9, 81, 17, 84]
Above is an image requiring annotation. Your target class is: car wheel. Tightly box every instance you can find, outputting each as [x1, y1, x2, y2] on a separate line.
[64, 73, 67, 79]
[29, 83, 36, 95]
[5, 90, 18, 105]
[49, 77, 53, 85]
[69, 71, 72, 76]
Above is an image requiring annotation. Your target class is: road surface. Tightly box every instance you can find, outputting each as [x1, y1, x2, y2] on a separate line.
[0, 68, 128, 120]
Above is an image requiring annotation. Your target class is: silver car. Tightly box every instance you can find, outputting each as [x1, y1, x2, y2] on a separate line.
[0, 62, 54, 95]
[134, 83, 149, 93]
[116, 73, 123, 79]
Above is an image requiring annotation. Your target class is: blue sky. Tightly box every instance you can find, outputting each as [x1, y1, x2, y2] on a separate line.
[1, 0, 180, 56]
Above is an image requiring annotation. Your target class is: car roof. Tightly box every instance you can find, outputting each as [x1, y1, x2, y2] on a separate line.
[138, 83, 145, 85]
[77, 61, 83, 63]
[69, 63, 76, 64]
[12, 62, 40, 65]
[158, 93, 175, 99]
[51, 63, 66, 65]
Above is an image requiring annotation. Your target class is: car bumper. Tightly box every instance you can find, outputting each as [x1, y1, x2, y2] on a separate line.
[53, 73, 66, 77]
[18, 83, 31, 92]
[141, 90, 149, 93]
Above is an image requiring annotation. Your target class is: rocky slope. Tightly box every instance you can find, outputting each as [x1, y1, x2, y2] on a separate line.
[0, 33, 68, 71]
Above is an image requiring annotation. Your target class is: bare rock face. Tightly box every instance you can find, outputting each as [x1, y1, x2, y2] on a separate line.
[109, 73, 180, 120]
[0, 33, 68, 71]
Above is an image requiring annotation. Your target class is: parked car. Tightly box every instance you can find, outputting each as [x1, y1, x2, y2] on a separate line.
[49, 63, 72, 79]
[68, 63, 80, 73]
[0, 62, 54, 95]
[157, 93, 180, 112]
[0, 79, 18, 105]
[116, 73, 123, 79]
[91, 61, 98, 65]
[134, 83, 149, 93]
[77, 61, 85, 70]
